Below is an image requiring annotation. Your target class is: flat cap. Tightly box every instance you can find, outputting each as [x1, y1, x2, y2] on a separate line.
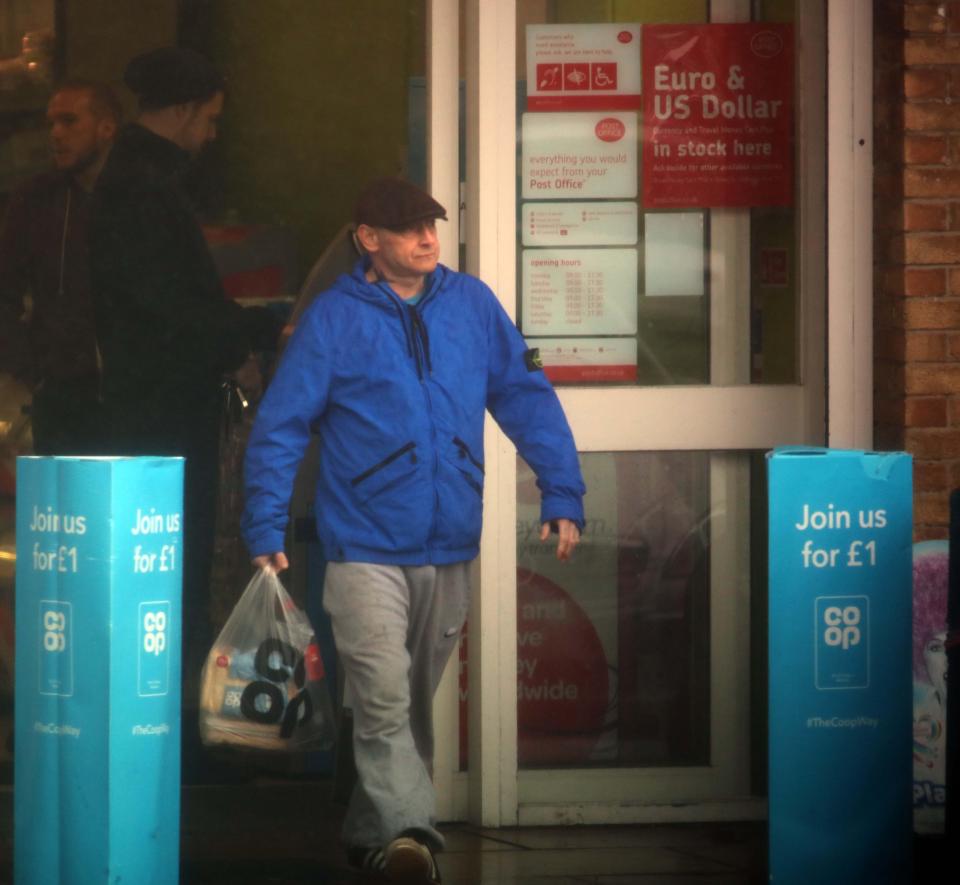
[124, 47, 225, 108]
[354, 177, 447, 230]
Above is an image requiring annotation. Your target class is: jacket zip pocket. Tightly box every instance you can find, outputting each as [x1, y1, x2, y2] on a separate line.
[462, 474, 483, 498]
[350, 442, 417, 487]
[453, 437, 484, 474]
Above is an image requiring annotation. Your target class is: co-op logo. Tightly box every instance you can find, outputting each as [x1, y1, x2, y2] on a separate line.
[42, 610, 66, 652]
[143, 610, 167, 656]
[823, 605, 861, 650]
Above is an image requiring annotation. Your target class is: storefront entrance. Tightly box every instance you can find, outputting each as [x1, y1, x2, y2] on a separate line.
[0, 0, 873, 830]
[426, 0, 836, 827]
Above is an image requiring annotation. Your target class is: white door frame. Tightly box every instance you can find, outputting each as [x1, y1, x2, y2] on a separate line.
[426, 0, 463, 822]
[462, 0, 522, 827]
[426, 0, 870, 827]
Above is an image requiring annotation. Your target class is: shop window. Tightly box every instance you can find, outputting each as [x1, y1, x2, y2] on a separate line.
[0, 0, 428, 786]
[516, 0, 800, 386]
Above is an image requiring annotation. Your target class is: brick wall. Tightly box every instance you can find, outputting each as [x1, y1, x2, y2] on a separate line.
[875, 1, 960, 540]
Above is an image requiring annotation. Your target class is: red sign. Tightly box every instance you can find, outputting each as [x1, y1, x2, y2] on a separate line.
[527, 24, 642, 111]
[459, 569, 610, 767]
[642, 23, 794, 209]
[595, 117, 626, 142]
[563, 62, 590, 91]
[760, 247, 790, 287]
[545, 364, 636, 384]
[592, 62, 617, 90]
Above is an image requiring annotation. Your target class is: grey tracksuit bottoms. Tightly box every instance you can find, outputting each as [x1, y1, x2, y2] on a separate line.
[322, 560, 470, 852]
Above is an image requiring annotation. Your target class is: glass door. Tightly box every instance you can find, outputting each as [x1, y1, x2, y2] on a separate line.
[452, 0, 826, 826]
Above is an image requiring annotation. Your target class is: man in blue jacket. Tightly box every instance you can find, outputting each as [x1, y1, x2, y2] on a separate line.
[242, 177, 585, 884]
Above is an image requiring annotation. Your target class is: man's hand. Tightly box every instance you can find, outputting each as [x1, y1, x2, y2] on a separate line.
[232, 354, 264, 402]
[252, 552, 289, 573]
[540, 518, 581, 562]
[277, 323, 295, 355]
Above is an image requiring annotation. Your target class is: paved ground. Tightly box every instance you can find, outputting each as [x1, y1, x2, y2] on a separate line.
[0, 778, 952, 883]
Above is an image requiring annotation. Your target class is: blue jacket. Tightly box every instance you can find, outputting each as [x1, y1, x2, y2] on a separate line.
[241, 259, 585, 565]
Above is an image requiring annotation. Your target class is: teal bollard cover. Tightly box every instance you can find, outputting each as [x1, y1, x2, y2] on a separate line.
[767, 447, 913, 884]
[14, 456, 183, 884]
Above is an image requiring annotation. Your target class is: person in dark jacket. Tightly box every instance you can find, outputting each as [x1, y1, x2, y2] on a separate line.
[89, 48, 281, 768]
[0, 80, 121, 454]
[242, 177, 585, 884]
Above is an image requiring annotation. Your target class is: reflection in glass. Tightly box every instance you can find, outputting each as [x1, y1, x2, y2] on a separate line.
[0, 2, 54, 93]
[0, 1, 430, 787]
[516, 451, 721, 769]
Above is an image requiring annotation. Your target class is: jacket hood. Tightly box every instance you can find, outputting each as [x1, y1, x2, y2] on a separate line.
[332, 256, 452, 312]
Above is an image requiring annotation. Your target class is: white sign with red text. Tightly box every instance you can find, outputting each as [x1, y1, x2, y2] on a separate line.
[529, 337, 638, 384]
[522, 201, 638, 247]
[522, 112, 637, 200]
[521, 248, 638, 336]
[527, 23, 641, 111]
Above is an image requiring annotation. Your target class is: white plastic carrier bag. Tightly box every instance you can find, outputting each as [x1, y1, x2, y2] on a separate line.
[200, 568, 335, 751]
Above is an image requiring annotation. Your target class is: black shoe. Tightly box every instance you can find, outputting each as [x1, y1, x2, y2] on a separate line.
[383, 834, 441, 884]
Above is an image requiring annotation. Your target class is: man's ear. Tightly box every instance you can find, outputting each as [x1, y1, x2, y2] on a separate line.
[355, 223, 380, 255]
[99, 118, 118, 143]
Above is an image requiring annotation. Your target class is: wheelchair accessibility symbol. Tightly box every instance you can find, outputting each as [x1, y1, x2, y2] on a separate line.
[592, 63, 617, 90]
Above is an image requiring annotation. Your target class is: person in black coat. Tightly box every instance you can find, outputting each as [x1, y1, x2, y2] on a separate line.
[89, 48, 281, 771]
[0, 81, 121, 454]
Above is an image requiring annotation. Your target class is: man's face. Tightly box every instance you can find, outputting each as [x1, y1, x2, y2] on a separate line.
[47, 89, 115, 174]
[368, 219, 441, 281]
[177, 91, 224, 157]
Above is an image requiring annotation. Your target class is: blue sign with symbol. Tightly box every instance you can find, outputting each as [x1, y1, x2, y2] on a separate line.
[38, 600, 73, 697]
[815, 595, 870, 690]
[138, 600, 171, 697]
[768, 448, 912, 884]
[15, 456, 183, 885]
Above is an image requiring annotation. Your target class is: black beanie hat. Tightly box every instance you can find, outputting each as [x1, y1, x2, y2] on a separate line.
[124, 47, 225, 109]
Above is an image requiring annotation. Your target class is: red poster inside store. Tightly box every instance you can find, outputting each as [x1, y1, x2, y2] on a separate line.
[641, 23, 793, 209]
